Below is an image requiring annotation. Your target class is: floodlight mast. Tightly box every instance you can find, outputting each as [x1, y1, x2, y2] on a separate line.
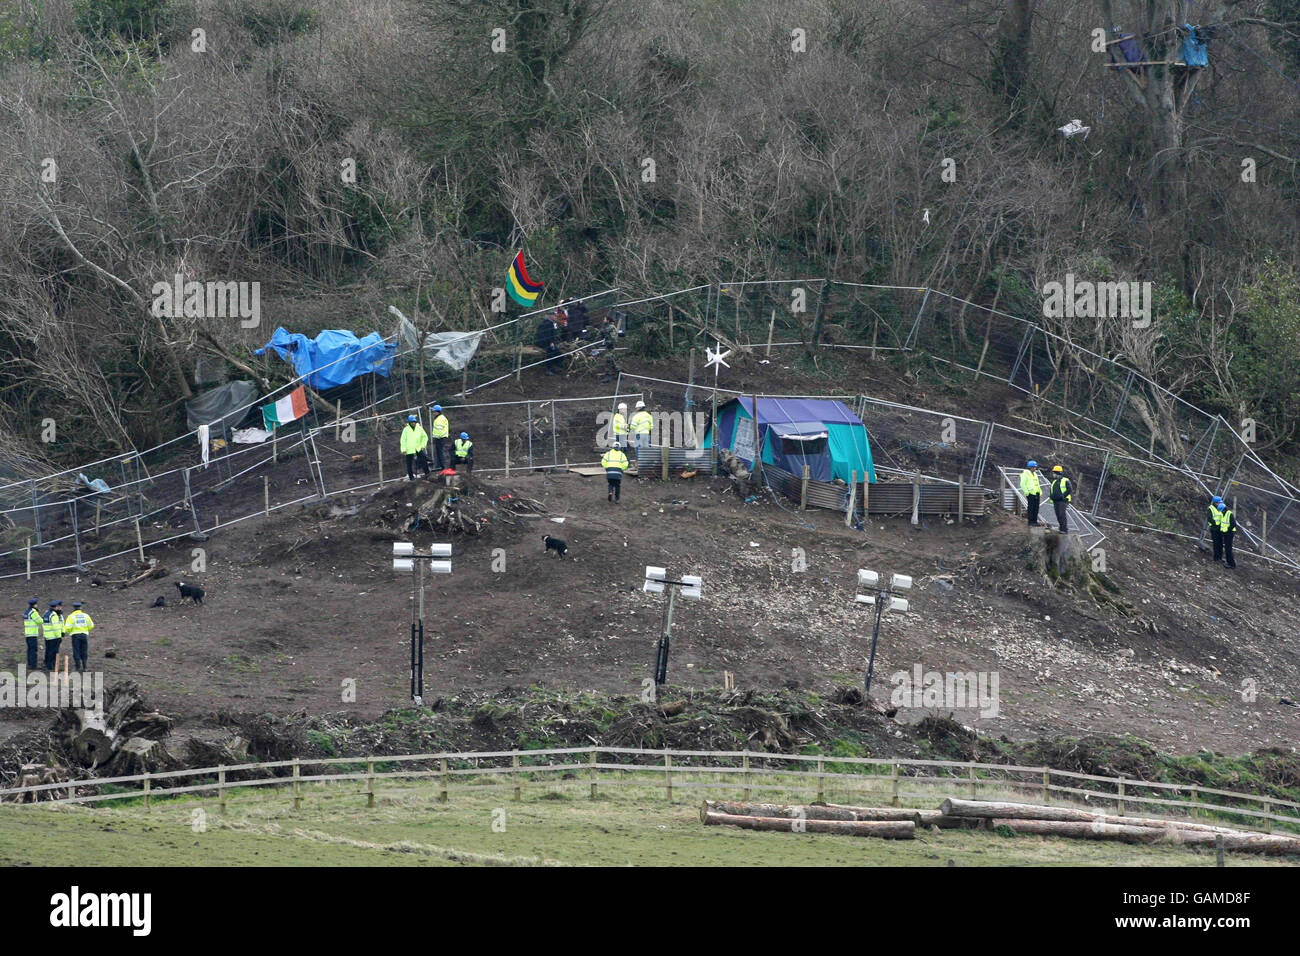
[645, 567, 702, 688]
[393, 542, 453, 704]
[855, 569, 912, 693]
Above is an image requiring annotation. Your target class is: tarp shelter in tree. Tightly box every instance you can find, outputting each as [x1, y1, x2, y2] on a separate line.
[708, 397, 876, 483]
[255, 328, 396, 390]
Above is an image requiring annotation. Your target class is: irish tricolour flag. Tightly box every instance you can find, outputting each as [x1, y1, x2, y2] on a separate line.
[261, 386, 308, 430]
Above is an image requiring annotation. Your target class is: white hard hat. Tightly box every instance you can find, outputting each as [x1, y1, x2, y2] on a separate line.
[635, 401, 645, 409]
[618, 403, 627, 411]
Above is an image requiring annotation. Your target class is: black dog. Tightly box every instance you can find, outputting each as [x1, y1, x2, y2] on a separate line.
[175, 581, 205, 605]
[150, 595, 166, 608]
[542, 535, 568, 557]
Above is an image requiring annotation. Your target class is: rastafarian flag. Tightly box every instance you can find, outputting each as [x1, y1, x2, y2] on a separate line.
[506, 251, 544, 307]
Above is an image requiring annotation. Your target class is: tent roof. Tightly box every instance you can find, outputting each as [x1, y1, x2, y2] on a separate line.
[725, 397, 861, 426]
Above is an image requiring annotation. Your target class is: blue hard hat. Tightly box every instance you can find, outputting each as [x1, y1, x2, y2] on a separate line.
[460, 432, 469, 440]
[1211, 495, 1223, 503]
[432, 404, 442, 412]
[1217, 501, 1227, 510]
[407, 414, 417, 422]
[1027, 460, 1037, 468]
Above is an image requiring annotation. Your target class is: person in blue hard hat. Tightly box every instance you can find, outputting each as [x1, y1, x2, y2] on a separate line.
[400, 413, 430, 480]
[429, 404, 451, 470]
[1213, 498, 1237, 569]
[1019, 460, 1042, 526]
[1207, 495, 1225, 562]
[453, 431, 474, 474]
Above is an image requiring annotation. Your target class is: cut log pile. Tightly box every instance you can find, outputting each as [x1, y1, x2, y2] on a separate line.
[701, 797, 1300, 855]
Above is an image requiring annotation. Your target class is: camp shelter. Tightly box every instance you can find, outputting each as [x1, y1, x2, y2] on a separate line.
[710, 397, 876, 483]
[255, 328, 396, 390]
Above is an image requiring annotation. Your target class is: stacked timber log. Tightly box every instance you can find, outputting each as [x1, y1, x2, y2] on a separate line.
[940, 798, 1300, 856]
[700, 797, 1300, 855]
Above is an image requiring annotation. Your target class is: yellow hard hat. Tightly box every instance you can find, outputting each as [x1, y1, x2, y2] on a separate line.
[1052, 465, 1063, 472]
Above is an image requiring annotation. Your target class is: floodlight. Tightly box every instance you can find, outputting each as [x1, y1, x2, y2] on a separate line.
[680, 575, 702, 599]
[889, 597, 910, 613]
[429, 544, 452, 558]
[429, 560, 452, 575]
[393, 558, 413, 571]
[891, 574, 913, 591]
[393, 542, 414, 556]
[857, 569, 879, 589]
[645, 566, 667, 581]
[643, 579, 665, 594]
[854, 594, 876, 605]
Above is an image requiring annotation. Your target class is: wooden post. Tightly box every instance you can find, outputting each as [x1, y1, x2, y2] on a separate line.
[367, 760, 375, 808]
[862, 478, 869, 517]
[143, 773, 151, 809]
[1191, 785, 1199, 819]
[816, 757, 825, 804]
[765, 309, 776, 356]
[968, 764, 977, 799]
[505, 435, 510, 478]
[292, 757, 301, 810]
[95, 500, 102, 538]
[958, 476, 965, 523]
[742, 752, 751, 801]
[871, 317, 879, 360]
[1117, 777, 1126, 816]
[25, 538, 31, 581]
[512, 754, 521, 802]
[1042, 770, 1051, 804]
[911, 470, 921, 526]
[890, 762, 900, 807]
[263, 475, 270, 516]
[218, 766, 227, 816]
[800, 465, 810, 510]
[665, 753, 673, 802]
[273, 428, 278, 464]
[845, 470, 857, 527]
[438, 758, 448, 803]
[378, 445, 384, 487]
[661, 442, 670, 482]
[335, 400, 342, 440]
[1264, 800, 1272, 833]
[589, 750, 598, 800]
[135, 518, 144, 561]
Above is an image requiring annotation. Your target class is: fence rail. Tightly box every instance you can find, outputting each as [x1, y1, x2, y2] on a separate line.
[5, 748, 1298, 838]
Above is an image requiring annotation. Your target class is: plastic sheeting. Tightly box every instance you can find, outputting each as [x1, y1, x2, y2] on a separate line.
[393, 309, 484, 371]
[186, 380, 259, 435]
[712, 397, 876, 483]
[256, 327, 396, 389]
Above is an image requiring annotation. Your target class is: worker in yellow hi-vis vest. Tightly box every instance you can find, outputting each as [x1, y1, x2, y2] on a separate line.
[23, 598, 41, 670]
[1048, 465, 1072, 533]
[1019, 460, 1042, 526]
[429, 404, 451, 470]
[601, 443, 629, 502]
[400, 414, 430, 480]
[42, 600, 64, 672]
[64, 602, 95, 673]
[454, 432, 474, 474]
[630, 401, 653, 455]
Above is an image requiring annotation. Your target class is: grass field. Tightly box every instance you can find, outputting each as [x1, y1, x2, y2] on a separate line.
[3, 779, 1297, 866]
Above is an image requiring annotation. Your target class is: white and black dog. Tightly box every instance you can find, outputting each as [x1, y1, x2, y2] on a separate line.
[175, 581, 205, 605]
[542, 535, 568, 557]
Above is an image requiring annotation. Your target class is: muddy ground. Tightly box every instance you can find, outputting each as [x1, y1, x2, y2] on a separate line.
[1, 349, 1297, 758]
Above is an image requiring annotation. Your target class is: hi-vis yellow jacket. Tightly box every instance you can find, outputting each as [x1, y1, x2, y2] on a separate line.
[64, 610, 94, 635]
[24, 608, 42, 638]
[42, 610, 63, 641]
[1019, 468, 1041, 496]
[601, 448, 629, 473]
[400, 423, 428, 454]
[630, 410, 653, 436]
[430, 414, 450, 439]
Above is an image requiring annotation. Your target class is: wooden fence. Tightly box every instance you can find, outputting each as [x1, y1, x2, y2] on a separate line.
[4, 749, 1298, 836]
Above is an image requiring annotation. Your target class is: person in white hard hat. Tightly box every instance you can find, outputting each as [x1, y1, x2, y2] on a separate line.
[612, 403, 628, 445]
[629, 400, 654, 465]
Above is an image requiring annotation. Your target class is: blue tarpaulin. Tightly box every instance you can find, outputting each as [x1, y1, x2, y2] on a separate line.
[1181, 24, 1208, 68]
[255, 328, 396, 390]
[708, 397, 876, 483]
